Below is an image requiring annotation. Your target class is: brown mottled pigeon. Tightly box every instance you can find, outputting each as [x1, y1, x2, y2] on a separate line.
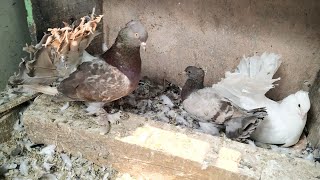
[22, 20, 148, 125]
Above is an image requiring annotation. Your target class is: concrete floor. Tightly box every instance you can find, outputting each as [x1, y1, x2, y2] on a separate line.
[0, 0, 30, 90]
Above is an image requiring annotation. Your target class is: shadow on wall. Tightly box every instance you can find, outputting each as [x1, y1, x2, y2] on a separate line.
[0, 0, 30, 90]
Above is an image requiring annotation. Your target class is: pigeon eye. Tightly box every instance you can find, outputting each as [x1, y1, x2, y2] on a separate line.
[298, 104, 301, 108]
[134, 33, 139, 38]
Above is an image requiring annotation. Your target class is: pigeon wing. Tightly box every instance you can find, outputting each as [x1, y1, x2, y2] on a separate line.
[57, 59, 131, 102]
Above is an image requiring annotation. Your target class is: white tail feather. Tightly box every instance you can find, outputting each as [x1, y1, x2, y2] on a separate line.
[212, 52, 282, 109]
[236, 52, 282, 79]
[22, 85, 58, 96]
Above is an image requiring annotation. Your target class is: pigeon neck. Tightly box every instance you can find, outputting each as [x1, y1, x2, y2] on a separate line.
[181, 78, 204, 101]
[102, 43, 142, 87]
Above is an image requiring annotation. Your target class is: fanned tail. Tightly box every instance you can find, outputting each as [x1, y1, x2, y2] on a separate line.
[212, 52, 282, 109]
[8, 10, 103, 87]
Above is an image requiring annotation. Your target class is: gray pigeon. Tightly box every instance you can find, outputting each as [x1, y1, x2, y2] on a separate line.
[181, 66, 267, 141]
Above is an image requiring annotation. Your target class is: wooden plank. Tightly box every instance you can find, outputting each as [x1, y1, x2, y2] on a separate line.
[0, 92, 38, 143]
[0, 109, 19, 143]
[23, 94, 320, 179]
[0, 93, 38, 114]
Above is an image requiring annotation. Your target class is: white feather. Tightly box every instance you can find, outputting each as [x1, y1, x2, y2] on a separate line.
[175, 115, 189, 126]
[198, 122, 220, 136]
[43, 162, 54, 171]
[304, 153, 314, 161]
[60, 153, 72, 169]
[60, 102, 70, 112]
[102, 42, 108, 52]
[85, 102, 105, 115]
[40, 145, 56, 162]
[160, 95, 174, 108]
[39, 145, 56, 156]
[19, 159, 28, 176]
[82, 50, 97, 62]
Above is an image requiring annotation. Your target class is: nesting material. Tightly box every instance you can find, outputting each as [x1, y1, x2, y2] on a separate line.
[0, 89, 38, 143]
[0, 109, 117, 179]
[21, 78, 320, 179]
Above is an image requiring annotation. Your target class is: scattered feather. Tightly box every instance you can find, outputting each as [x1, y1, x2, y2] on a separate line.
[42, 162, 54, 172]
[40, 145, 56, 157]
[60, 153, 72, 170]
[304, 153, 314, 161]
[159, 95, 174, 108]
[39, 173, 58, 180]
[19, 159, 29, 176]
[60, 102, 70, 112]
[198, 122, 220, 136]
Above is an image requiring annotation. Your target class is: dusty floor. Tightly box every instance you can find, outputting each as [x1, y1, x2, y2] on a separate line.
[0, 108, 117, 179]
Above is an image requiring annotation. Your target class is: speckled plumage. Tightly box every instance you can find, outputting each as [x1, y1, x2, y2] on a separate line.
[181, 66, 267, 140]
[57, 20, 148, 103]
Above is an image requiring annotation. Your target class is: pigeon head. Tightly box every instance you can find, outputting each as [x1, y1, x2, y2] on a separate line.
[184, 66, 205, 81]
[282, 90, 310, 120]
[294, 90, 311, 118]
[181, 66, 205, 101]
[117, 20, 148, 50]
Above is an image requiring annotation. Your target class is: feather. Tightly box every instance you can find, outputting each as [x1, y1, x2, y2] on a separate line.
[22, 85, 58, 96]
[8, 13, 103, 87]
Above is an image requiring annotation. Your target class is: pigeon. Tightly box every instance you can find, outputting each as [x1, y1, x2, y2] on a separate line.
[181, 66, 268, 141]
[20, 20, 148, 125]
[212, 52, 310, 147]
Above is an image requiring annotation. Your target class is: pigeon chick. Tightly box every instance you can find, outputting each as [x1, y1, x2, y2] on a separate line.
[212, 52, 310, 147]
[24, 20, 148, 125]
[181, 66, 267, 140]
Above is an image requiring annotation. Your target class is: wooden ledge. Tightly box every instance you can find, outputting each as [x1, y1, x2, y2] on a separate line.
[23, 95, 320, 180]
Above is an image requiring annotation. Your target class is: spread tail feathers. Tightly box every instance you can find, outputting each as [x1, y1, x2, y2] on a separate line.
[22, 85, 58, 96]
[8, 12, 103, 87]
[212, 52, 281, 108]
[236, 52, 282, 80]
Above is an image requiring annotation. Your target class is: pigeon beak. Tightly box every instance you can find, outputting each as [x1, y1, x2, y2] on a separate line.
[141, 42, 147, 52]
[178, 71, 186, 76]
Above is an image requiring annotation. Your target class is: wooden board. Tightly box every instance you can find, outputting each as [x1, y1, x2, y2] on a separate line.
[23, 94, 320, 180]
